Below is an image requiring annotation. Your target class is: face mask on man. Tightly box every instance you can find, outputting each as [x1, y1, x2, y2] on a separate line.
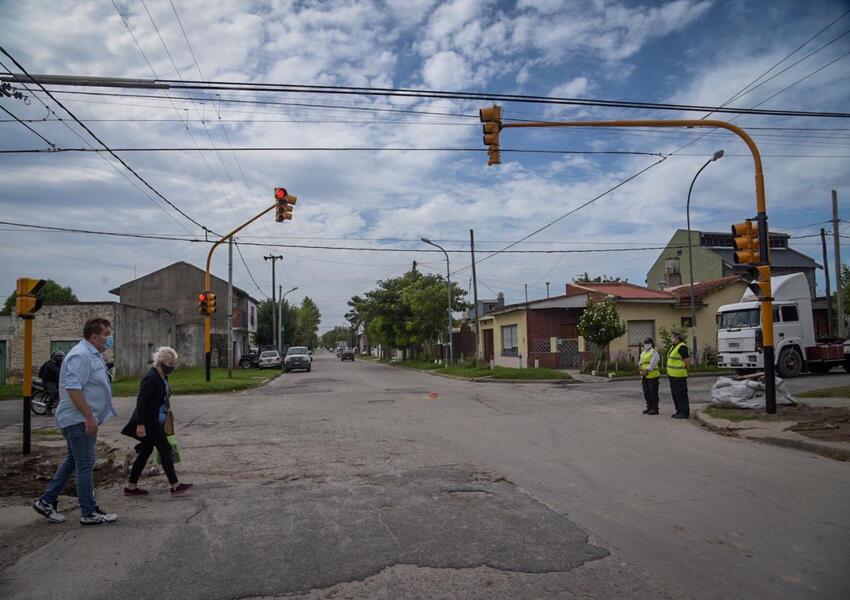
[104, 335, 114, 350]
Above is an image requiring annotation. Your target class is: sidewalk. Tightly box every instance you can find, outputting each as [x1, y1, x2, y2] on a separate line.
[694, 400, 850, 461]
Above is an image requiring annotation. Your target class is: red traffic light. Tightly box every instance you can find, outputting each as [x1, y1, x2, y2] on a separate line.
[198, 293, 207, 301]
[275, 187, 287, 200]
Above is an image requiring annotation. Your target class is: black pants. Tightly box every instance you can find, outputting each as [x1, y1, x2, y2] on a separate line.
[641, 377, 659, 411]
[669, 376, 690, 416]
[128, 425, 178, 485]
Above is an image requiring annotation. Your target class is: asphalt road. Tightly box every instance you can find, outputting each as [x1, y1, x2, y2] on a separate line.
[1, 353, 848, 599]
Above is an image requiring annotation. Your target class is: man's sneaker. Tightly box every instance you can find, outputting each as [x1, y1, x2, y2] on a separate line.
[32, 498, 65, 523]
[123, 486, 149, 497]
[170, 483, 193, 497]
[80, 507, 117, 526]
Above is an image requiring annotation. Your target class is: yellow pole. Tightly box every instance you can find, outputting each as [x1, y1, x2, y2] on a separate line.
[204, 203, 277, 381]
[22, 317, 32, 455]
[502, 117, 776, 411]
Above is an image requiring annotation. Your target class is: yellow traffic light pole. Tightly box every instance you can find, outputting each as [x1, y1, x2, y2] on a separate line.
[495, 116, 778, 413]
[203, 203, 278, 382]
[16, 277, 45, 455]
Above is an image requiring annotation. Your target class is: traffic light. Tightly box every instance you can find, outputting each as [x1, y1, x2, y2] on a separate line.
[746, 265, 772, 300]
[732, 220, 760, 264]
[275, 187, 297, 222]
[198, 292, 209, 315]
[206, 292, 217, 314]
[15, 277, 46, 318]
[479, 105, 502, 166]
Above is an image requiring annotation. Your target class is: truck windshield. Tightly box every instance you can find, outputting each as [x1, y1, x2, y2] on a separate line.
[717, 308, 760, 329]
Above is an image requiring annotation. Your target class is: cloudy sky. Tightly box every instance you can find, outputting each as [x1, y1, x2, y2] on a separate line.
[1, 0, 848, 331]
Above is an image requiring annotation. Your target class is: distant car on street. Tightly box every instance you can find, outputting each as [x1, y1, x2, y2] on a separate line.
[284, 346, 312, 373]
[339, 349, 355, 362]
[258, 350, 282, 369]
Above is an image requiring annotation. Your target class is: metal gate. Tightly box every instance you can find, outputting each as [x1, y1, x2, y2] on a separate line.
[0, 340, 6, 385]
[557, 338, 579, 368]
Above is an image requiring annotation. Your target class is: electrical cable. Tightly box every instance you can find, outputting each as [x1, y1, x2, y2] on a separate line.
[0, 104, 55, 148]
[0, 45, 210, 232]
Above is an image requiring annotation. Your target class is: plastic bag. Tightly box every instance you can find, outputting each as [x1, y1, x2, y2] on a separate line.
[710, 376, 796, 409]
[154, 434, 181, 465]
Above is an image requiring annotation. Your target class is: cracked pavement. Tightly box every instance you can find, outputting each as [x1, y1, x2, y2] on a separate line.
[1, 352, 848, 599]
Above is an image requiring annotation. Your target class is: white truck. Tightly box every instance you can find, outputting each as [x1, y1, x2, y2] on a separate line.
[716, 272, 849, 377]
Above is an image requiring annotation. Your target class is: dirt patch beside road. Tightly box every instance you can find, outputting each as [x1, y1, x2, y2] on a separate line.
[705, 404, 850, 443]
[0, 442, 126, 497]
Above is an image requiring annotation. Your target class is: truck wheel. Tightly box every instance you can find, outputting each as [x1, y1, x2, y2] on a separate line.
[776, 347, 803, 378]
[239, 359, 252, 370]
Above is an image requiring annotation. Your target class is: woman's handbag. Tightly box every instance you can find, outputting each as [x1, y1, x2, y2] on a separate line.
[163, 410, 175, 436]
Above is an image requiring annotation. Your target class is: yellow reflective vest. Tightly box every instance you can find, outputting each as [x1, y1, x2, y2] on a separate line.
[667, 342, 689, 378]
[639, 348, 660, 379]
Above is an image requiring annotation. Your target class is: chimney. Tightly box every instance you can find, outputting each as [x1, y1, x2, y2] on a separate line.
[665, 257, 682, 288]
[496, 292, 505, 306]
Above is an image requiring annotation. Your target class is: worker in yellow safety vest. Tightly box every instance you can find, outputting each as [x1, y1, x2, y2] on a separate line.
[639, 337, 661, 415]
[666, 331, 692, 419]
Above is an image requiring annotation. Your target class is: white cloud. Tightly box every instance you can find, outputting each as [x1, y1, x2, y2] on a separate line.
[422, 51, 472, 88]
[549, 77, 590, 98]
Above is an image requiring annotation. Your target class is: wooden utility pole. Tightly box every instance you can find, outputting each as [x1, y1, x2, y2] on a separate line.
[821, 228, 833, 337]
[227, 239, 233, 378]
[470, 229, 480, 361]
[264, 255, 283, 351]
[833, 191, 844, 337]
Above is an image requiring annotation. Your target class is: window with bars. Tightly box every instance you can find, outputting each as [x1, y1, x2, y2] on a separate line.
[627, 321, 654, 347]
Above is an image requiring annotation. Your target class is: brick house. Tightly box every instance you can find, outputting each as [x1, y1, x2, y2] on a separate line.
[109, 262, 259, 369]
[476, 277, 750, 369]
[0, 302, 176, 383]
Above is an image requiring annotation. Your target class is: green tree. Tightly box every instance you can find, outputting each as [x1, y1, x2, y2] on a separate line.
[578, 297, 626, 372]
[348, 270, 467, 359]
[254, 298, 299, 347]
[295, 296, 321, 348]
[1, 279, 79, 315]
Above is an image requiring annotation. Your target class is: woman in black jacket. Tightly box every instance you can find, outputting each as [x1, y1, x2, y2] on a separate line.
[121, 347, 192, 497]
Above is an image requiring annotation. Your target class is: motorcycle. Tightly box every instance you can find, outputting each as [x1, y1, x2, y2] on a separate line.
[30, 378, 56, 416]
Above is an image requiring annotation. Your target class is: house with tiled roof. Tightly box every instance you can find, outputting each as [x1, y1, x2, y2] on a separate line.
[477, 277, 750, 369]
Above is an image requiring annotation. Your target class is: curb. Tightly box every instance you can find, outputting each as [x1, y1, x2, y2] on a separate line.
[607, 371, 733, 382]
[693, 409, 850, 461]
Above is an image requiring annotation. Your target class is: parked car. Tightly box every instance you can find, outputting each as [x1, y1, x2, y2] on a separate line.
[258, 350, 282, 369]
[284, 346, 312, 373]
[339, 349, 355, 362]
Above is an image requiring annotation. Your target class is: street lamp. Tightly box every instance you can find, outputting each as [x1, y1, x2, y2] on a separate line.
[279, 286, 298, 352]
[421, 237, 453, 364]
[686, 149, 724, 364]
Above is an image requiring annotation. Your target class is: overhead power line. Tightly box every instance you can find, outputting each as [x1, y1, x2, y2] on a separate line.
[0, 45, 210, 233]
[4, 73, 850, 119]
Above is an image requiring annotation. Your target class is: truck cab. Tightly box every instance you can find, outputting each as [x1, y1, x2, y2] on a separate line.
[716, 273, 842, 377]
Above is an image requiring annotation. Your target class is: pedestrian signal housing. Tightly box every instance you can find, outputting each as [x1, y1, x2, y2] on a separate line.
[732, 220, 759, 264]
[15, 277, 46, 318]
[479, 105, 502, 166]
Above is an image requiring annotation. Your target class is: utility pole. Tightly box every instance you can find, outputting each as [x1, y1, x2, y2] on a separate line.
[227, 239, 234, 378]
[470, 229, 480, 361]
[821, 228, 833, 337]
[264, 255, 283, 352]
[278, 285, 283, 355]
[546, 281, 550, 299]
[525, 284, 529, 305]
[833, 190, 844, 338]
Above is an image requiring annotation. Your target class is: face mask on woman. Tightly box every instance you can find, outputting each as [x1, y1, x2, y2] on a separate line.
[161, 364, 175, 375]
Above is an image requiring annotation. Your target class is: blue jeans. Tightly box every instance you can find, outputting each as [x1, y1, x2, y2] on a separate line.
[40, 422, 97, 516]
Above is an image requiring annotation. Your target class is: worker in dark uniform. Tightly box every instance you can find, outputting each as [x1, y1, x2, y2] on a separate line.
[639, 337, 660, 414]
[666, 331, 691, 419]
